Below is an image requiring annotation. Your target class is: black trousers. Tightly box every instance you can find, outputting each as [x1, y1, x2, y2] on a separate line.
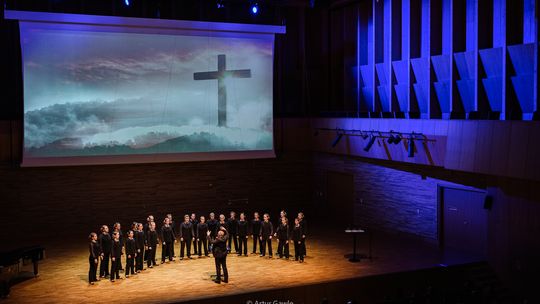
[252, 235, 261, 253]
[99, 252, 110, 277]
[126, 256, 135, 275]
[110, 258, 120, 280]
[302, 237, 307, 256]
[146, 247, 157, 267]
[193, 238, 198, 254]
[136, 248, 144, 271]
[260, 238, 272, 256]
[198, 239, 208, 256]
[228, 233, 239, 252]
[162, 242, 173, 262]
[238, 236, 248, 255]
[294, 240, 305, 260]
[88, 257, 98, 283]
[214, 256, 228, 282]
[180, 239, 192, 257]
[171, 239, 176, 256]
[277, 239, 290, 258]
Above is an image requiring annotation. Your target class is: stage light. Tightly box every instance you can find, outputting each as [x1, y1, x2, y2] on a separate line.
[216, 0, 225, 9]
[361, 132, 369, 140]
[392, 134, 402, 144]
[407, 135, 415, 157]
[387, 134, 395, 144]
[363, 135, 376, 152]
[251, 3, 259, 14]
[331, 133, 343, 148]
[124, 0, 130, 6]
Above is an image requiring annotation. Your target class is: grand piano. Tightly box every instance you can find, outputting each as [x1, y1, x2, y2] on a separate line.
[0, 246, 45, 298]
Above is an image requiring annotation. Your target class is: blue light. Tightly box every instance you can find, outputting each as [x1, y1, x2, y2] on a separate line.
[124, 0, 130, 6]
[251, 4, 258, 14]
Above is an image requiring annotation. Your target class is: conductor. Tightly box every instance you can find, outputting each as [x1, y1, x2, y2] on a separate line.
[207, 226, 229, 284]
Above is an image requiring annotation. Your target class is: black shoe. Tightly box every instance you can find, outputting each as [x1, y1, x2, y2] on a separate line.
[223, 278, 228, 283]
[214, 280, 221, 284]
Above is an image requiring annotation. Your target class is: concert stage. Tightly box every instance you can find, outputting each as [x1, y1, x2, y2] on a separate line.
[3, 228, 468, 304]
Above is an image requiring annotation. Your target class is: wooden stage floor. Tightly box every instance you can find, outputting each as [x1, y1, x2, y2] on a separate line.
[4, 228, 452, 304]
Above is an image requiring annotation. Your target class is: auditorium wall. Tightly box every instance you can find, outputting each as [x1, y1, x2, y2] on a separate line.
[0, 154, 313, 246]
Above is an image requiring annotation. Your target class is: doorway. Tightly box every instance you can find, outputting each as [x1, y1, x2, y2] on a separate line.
[439, 185, 488, 261]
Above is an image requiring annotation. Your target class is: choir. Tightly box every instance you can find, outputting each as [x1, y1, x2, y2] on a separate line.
[87, 210, 308, 284]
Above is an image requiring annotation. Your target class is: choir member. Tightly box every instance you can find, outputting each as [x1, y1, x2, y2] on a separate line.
[112, 222, 124, 245]
[207, 212, 218, 239]
[88, 232, 100, 285]
[190, 213, 198, 255]
[196, 216, 209, 257]
[143, 215, 154, 234]
[251, 212, 262, 254]
[135, 223, 145, 272]
[125, 230, 136, 277]
[279, 210, 288, 223]
[110, 231, 123, 282]
[237, 212, 249, 256]
[275, 217, 290, 259]
[161, 217, 175, 263]
[298, 212, 307, 257]
[216, 214, 227, 234]
[130, 222, 138, 233]
[292, 217, 305, 262]
[227, 211, 239, 253]
[146, 221, 159, 268]
[143, 215, 154, 261]
[179, 214, 195, 260]
[166, 214, 177, 259]
[98, 225, 112, 278]
[207, 226, 229, 284]
[112, 222, 124, 271]
[259, 213, 274, 258]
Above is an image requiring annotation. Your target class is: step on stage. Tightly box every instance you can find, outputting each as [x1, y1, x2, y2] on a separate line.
[2, 228, 467, 304]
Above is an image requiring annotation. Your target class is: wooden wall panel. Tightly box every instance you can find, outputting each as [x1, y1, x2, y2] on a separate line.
[0, 152, 313, 243]
[458, 121, 478, 171]
[309, 118, 540, 181]
[473, 121, 494, 173]
[507, 122, 530, 178]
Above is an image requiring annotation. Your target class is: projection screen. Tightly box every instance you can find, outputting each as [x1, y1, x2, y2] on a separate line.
[6, 11, 285, 166]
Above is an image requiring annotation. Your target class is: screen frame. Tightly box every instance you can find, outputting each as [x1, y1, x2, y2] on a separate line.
[6, 10, 284, 167]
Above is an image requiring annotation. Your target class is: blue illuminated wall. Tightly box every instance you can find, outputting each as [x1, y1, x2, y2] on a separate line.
[331, 0, 539, 120]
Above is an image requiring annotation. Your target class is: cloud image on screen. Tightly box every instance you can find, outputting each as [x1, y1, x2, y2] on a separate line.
[21, 26, 273, 161]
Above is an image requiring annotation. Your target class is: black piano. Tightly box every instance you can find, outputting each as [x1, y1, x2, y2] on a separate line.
[0, 246, 45, 298]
